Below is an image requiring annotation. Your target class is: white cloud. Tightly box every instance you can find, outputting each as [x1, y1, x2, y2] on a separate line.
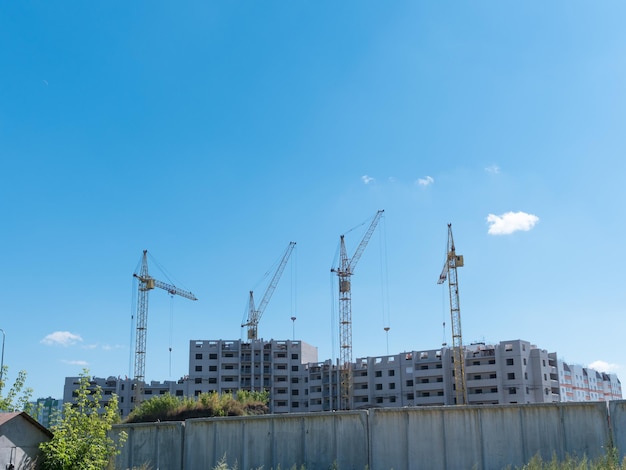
[416, 176, 434, 186]
[589, 360, 621, 373]
[41, 331, 83, 347]
[361, 175, 375, 185]
[102, 344, 124, 351]
[388, 176, 396, 183]
[485, 165, 500, 174]
[486, 211, 539, 235]
[62, 359, 89, 366]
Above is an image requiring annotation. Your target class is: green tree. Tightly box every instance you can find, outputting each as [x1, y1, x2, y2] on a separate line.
[39, 370, 127, 470]
[0, 365, 34, 413]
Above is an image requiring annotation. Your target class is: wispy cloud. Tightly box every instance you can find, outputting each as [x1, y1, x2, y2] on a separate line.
[486, 211, 539, 235]
[41, 331, 83, 347]
[62, 359, 89, 366]
[485, 165, 500, 174]
[416, 176, 434, 186]
[361, 175, 375, 185]
[589, 360, 621, 373]
[102, 344, 125, 351]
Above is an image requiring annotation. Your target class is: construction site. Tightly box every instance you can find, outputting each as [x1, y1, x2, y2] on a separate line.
[63, 210, 622, 418]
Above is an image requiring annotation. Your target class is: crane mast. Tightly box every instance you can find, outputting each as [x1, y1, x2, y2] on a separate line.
[242, 241, 296, 340]
[133, 250, 197, 406]
[437, 224, 467, 405]
[331, 209, 384, 410]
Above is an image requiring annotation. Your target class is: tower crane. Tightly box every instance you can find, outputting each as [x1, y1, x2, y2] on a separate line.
[133, 250, 197, 406]
[331, 209, 384, 410]
[437, 224, 467, 405]
[242, 241, 296, 340]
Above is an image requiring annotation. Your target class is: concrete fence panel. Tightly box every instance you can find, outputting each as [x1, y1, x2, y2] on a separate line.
[369, 407, 484, 470]
[369, 407, 445, 470]
[558, 402, 609, 460]
[112, 421, 184, 470]
[610, 400, 626, 461]
[184, 411, 368, 470]
[478, 406, 525, 468]
[184, 416, 262, 469]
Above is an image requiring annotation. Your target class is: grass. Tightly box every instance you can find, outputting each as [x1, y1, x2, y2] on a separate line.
[205, 449, 626, 470]
[512, 448, 626, 470]
[124, 390, 269, 423]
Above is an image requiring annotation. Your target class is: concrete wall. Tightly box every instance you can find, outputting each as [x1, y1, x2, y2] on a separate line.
[114, 421, 184, 470]
[369, 402, 610, 470]
[112, 401, 619, 470]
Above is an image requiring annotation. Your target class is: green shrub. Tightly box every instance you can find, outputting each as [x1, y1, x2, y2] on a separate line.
[39, 370, 127, 470]
[125, 389, 269, 423]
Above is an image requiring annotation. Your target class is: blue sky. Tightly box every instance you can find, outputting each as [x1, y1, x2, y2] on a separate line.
[1, 2, 625, 400]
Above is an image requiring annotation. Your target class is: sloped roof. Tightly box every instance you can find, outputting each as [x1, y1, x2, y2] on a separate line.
[0, 411, 53, 438]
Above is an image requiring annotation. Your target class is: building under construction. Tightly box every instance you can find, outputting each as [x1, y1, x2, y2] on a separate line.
[63, 338, 622, 418]
[63, 223, 621, 416]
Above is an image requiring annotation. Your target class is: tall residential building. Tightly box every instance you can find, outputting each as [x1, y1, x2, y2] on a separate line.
[187, 339, 318, 413]
[63, 338, 621, 416]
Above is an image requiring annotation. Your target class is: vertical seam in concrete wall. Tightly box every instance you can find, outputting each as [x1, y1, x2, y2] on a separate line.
[478, 408, 485, 470]
[213, 420, 218, 467]
[301, 416, 307, 467]
[271, 416, 276, 469]
[519, 407, 527, 463]
[366, 410, 372, 470]
[180, 422, 186, 470]
[334, 412, 339, 466]
[127, 426, 134, 470]
[405, 410, 410, 470]
[559, 405, 566, 459]
[441, 409, 447, 470]
[242, 419, 247, 470]
[155, 425, 160, 470]
[608, 402, 615, 450]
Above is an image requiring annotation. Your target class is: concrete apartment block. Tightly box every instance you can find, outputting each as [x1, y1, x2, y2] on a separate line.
[63, 338, 621, 417]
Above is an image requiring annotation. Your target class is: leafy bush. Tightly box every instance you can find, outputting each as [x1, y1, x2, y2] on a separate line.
[39, 370, 127, 470]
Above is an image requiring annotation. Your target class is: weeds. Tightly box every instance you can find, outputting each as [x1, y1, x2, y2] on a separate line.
[125, 390, 269, 423]
[206, 450, 626, 470]
[514, 449, 626, 470]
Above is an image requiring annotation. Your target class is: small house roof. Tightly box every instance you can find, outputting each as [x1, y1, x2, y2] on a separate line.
[0, 411, 53, 438]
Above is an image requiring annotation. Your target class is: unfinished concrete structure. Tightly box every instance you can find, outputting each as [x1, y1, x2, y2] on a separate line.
[63, 338, 621, 417]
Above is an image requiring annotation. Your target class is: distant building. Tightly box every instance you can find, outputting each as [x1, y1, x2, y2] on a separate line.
[63, 338, 622, 416]
[33, 397, 63, 428]
[62, 375, 188, 419]
[557, 360, 621, 402]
